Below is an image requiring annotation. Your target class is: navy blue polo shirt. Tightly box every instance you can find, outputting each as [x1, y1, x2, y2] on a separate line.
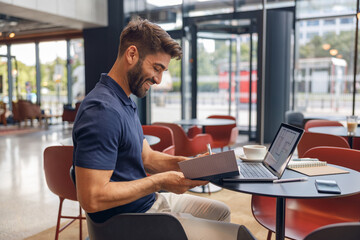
[72, 73, 155, 223]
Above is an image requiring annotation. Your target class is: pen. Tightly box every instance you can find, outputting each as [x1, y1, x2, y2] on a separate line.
[273, 177, 308, 183]
[292, 158, 319, 161]
[207, 143, 213, 155]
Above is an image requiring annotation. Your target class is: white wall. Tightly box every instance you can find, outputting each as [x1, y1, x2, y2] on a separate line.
[0, 0, 108, 29]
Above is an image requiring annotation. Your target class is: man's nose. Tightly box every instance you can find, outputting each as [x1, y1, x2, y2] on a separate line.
[153, 73, 163, 84]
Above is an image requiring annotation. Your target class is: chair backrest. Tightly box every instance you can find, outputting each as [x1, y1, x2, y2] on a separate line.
[153, 122, 211, 157]
[142, 125, 175, 155]
[205, 115, 238, 145]
[43, 145, 77, 201]
[297, 132, 350, 158]
[304, 222, 360, 240]
[303, 146, 360, 172]
[285, 111, 304, 128]
[85, 212, 188, 240]
[296, 147, 360, 226]
[304, 119, 343, 131]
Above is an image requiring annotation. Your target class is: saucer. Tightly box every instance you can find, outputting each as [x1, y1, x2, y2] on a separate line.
[239, 154, 264, 162]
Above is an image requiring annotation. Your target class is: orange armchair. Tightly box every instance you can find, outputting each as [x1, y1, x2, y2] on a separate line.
[153, 122, 213, 157]
[0, 101, 7, 126]
[297, 131, 350, 158]
[43, 146, 85, 240]
[142, 125, 175, 155]
[252, 146, 360, 240]
[304, 119, 343, 131]
[62, 102, 81, 124]
[204, 115, 238, 151]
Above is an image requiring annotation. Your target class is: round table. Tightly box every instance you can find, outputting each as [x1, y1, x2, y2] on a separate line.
[308, 126, 360, 148]
[212, 165, 360, 240]
[144, 135, 160, 146]
[308, 126, 360, 137]
[174, 118, 235, 133]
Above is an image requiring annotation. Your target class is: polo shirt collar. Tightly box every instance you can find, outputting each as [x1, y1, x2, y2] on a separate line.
[100, 73, 137, 109]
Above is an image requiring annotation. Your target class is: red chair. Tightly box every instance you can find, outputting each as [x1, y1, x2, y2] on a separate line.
[44, 146, 85, 240]
[204, 115, 238, 151]
[187, 125, 202, 139]
[62, 102, 81, 124]
[187, 115, 238, 151]
[297, 131, 350, 158]
[252, 146, 360, 240]
[304, 119, 343, 131]
[142, 125, 175, 155]
[0, 101, 7, 126]
[153, 122, 213, 157]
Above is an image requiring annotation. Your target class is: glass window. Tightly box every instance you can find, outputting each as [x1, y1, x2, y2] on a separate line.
[151, 40, 182, 123]
[306, 32, 319, 40]
[297, 0, 356, 18]
[0, 45, 7, 104]
[307, 20, 319, 26]
[294, 18, 356, 118]
[69, 39, 85, 103]
[10, 43, 36, 103]
[196, 38, 230, 118]
[39, 41, 67, 116]
[340, 17, 354, 24]
[324, 19, 336, 25]
[124, 0, 182, 31]
[183, 0, 234, 17]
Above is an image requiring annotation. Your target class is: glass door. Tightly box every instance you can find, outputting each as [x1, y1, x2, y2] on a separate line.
[196, 30, 258, 140]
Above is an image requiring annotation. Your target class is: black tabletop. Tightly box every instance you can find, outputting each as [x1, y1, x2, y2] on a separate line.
[308, 126, 360, 137]
[212, 165, 360, 199]
[174, 118, 235, 126]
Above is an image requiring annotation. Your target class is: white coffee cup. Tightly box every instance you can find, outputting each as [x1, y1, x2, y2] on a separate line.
[243, 145, 267, 159]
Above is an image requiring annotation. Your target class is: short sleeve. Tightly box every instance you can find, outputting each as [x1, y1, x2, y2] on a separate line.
[73, 103, 121, 170]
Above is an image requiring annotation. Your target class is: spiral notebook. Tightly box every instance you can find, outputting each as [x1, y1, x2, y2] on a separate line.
[287, 160, 349, 176]
[287, 160, 327, 169]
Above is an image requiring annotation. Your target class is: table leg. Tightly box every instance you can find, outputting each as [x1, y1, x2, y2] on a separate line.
[349, 136, 353, 148]
[276, 197, 286, 240]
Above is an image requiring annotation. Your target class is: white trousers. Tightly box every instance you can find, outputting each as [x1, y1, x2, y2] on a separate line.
[146, 192, 244, 240]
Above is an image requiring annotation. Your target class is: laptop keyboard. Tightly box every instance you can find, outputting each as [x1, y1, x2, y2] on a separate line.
[239, 163, 274, 178]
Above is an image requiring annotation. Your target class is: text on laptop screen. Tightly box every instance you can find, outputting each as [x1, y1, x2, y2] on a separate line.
[264, 125, 302, 176]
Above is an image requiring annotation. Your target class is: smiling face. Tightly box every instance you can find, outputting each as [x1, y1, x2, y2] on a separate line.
[127, 52, 171, 98]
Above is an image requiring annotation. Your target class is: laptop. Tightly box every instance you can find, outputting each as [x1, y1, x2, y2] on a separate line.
[223, 123, 304, 182]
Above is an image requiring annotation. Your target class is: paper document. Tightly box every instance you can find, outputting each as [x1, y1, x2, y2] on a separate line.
[289, 165, 349, 176]
[178, 150, 239, 181]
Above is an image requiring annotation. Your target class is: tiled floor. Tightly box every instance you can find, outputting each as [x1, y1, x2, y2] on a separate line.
[0, 125, 80, 240]
[0, 124, 252, 240]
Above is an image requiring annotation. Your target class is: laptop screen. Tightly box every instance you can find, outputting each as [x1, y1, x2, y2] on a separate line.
[263, 123, 304, 178]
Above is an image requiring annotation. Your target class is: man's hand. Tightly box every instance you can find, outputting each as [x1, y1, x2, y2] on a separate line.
[151, 171, 208, 194]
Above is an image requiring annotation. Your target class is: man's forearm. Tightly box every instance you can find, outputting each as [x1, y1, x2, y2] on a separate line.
[76, 167, 162, 213]
[143, 150, 188, 174]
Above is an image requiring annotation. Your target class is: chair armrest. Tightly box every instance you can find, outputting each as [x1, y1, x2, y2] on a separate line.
[162, 145, 175, 155]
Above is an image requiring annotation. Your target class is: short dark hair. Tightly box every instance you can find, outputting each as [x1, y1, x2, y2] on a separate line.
[118, 17, 182, 60]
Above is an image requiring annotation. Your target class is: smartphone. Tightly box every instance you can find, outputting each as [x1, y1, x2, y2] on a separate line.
[315, 179, 341, 194]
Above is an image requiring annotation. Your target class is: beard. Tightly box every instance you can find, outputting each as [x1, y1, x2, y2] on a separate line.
[127, 59, 154, 98]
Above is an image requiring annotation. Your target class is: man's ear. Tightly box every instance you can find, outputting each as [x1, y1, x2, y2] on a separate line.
[125, 45, 139, 65]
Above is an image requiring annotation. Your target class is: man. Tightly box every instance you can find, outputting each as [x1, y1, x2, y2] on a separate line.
[73, 17, 253, 239]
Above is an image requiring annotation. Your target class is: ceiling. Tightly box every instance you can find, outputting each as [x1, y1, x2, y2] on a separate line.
[0, 14, 73, 39]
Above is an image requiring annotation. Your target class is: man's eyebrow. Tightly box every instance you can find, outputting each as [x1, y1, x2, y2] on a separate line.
[154, 63, 166, 71]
